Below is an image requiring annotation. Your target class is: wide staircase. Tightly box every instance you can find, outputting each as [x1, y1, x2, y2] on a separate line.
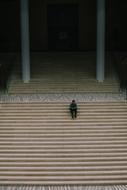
[0, 101, 127, 184]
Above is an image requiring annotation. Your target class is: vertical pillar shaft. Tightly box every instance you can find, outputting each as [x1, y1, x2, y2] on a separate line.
[96, 0, 105, 82]
[20, 0, 30, 83]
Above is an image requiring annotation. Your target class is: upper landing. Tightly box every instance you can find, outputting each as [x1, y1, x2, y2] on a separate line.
[6, 52, 120, 94]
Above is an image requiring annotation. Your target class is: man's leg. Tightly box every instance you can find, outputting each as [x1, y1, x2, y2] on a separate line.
[74, 109, 77, 118]
[70, 109, 74, 119]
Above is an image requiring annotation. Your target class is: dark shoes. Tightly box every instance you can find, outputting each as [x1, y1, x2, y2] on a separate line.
[71, 114, 77, 119]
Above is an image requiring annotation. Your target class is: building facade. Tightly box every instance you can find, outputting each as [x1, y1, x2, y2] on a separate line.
[0, 0, 127, 82]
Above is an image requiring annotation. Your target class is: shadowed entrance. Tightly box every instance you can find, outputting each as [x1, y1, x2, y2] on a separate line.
[47, 4, 78, 51]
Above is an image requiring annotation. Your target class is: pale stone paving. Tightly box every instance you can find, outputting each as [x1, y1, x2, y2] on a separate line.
[0, 92, 125, 103]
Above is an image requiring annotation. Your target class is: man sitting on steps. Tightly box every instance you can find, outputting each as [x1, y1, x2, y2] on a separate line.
[69, 100, 77, 119]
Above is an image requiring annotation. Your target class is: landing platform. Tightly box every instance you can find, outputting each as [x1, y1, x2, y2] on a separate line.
[8, 53, 119, 94]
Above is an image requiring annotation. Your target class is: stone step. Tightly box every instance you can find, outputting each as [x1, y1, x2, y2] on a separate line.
[0, 115, 127, 120]
[10, 80, 118, 83]
[1, 108, 127, 112]
[0, 120, 127, 124]
[1, 125, 127, 128]
[1, 129, 127, 133]
[1, 163, 127, 168]
[1, 107, 126, 110]
[0, 136, 126, 141]
[9, 85, 119, 88]
[0, 175, 126, 181]
[0, 146, 127, 152]
[0, 180, 126, 185]
[1, 152, 127, 156]
[0, 132, 127, 136]
[1, 122, 127, 126]
[0, 148, 127, 153]
[0, 111, 127, 116]
[0, 110, 127, 114]
[0, 139, 127, 144]
[0, 156, 127, 161]
[1, 159, 127, 164]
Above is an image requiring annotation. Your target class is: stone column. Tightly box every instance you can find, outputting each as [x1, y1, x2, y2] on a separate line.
[20, 0, 30, 83]
[96, 0, 105, 82]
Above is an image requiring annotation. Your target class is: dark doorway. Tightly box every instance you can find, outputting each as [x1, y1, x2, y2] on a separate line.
[47, 4, 79, 51]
